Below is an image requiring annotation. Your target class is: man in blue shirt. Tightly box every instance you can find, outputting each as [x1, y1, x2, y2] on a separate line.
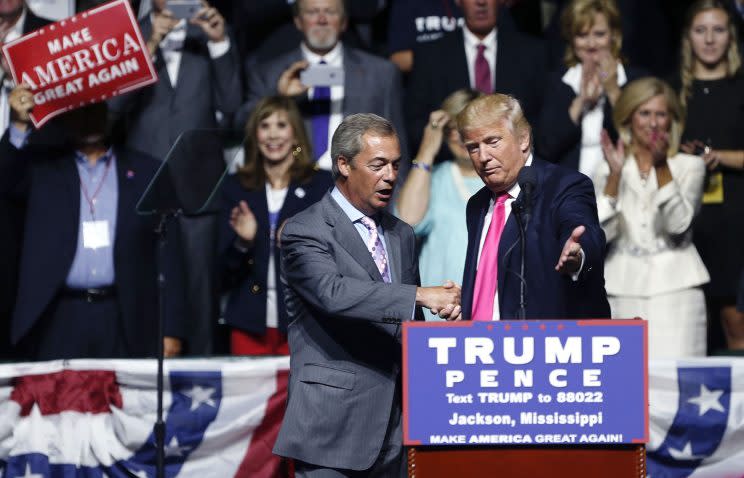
[1, 86, 185, 360]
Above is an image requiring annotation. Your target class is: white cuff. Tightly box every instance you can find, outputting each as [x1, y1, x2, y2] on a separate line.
[571, 249, 586, 282]
[207, 38, 230, 59]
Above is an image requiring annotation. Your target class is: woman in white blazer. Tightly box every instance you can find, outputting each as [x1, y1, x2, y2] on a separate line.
[595, 77, 709, 358]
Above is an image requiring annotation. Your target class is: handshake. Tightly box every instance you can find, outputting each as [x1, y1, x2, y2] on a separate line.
[416, 280, 462, 321]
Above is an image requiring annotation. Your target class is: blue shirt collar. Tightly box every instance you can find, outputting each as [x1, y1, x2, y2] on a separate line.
[331, 186, 374, 224]
[74, 148, 115, 167]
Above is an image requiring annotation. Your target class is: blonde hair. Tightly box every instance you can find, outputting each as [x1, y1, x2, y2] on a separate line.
[456, 93, 532, 147]
[679, 0, 742, 110]
[441, 88, 482, 136]
[561, 0, 623, 67]
[238, 96, 315, 191]
[613, 77, 683, 156]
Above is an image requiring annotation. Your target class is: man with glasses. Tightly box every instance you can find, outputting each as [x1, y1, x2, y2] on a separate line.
[237, 0, 408, 173]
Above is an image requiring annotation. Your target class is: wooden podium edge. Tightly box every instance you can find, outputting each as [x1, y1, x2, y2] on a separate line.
[408, 444, 646, 478]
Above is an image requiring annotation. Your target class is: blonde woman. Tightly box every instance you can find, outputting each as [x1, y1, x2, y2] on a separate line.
[676, 0, 744, 351]
[396, 89, 482, 320]
[596, 77, 709, 358]
[537, 0, 645, 176]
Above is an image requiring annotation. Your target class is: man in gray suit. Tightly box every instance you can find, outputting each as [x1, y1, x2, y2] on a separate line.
[274, 114, 461, 477]
[236, 0, 407, 172]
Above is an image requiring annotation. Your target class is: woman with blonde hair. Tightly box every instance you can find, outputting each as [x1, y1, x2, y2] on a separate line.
[219, 96, 332, 355]
[675, 0, 744, 351]
[396, 89, 482, 320]
[596, 77, 709, 358]
[537, 0, 645, 176]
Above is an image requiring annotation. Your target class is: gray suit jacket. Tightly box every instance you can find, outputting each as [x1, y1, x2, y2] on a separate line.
[274, 192, 421, 470]
[236, 45, 408, 160]
[108, 17, 241, 161]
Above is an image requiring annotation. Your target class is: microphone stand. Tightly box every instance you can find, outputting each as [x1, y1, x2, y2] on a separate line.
[512, 203, 529, 320]
[154, 209, 180, 478]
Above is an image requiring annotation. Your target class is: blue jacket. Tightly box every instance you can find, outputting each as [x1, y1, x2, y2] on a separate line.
[218, 170, 333, 334]
[462, 158, 610, 320]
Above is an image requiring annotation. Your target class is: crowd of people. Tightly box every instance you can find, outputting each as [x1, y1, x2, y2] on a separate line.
[2, 0, 744, 365]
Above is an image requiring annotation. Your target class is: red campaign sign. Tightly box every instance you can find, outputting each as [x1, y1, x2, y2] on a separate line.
[1, 0, 157, 128]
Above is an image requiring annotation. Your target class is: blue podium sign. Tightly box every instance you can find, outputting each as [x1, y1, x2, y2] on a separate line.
[402, 320, 647, 446]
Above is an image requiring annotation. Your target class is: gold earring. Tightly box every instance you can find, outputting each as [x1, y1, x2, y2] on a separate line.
[292, 146, 302, 157]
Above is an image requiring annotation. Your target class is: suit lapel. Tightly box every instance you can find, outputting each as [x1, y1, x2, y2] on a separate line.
[60, 155, 82, 267]
[495, 29, 517, 92]
[278, 182, 304, 224]
[114, 150, 136, 252]
[451, 34, 471, 90]
[323, 195, 383, 282]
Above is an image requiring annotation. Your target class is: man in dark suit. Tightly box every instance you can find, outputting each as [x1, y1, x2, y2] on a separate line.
[406, 0, 545, 156]
[458, 93, 610, 321]
[0, 1, 55, 359]
[1, 88, 185, 360]
[107, 0, 240, 355]
[236, 0, 408, 171]
[274, 114, 461, 477]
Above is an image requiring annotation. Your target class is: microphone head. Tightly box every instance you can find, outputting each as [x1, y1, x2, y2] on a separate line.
[517, 165, 537, 189]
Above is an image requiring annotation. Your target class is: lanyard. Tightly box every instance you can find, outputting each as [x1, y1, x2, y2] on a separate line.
[79, 155, 113, 218]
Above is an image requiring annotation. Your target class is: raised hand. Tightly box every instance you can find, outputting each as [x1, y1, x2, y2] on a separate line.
[418, 110, 450, 160]
[230, 200, 258, 244]
[600, 129, 625, 175]
[649, 130, 669, 165]
[8, 84, 34, 130]
[277, 60, 310, 97]
[580, 61, 603, 109]
[191, 1, 226, 43]
[147, 10, 178, 55]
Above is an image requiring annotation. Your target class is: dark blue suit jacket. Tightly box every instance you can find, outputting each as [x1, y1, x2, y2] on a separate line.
[218, 170, 333, 335]
[0, 134, 186, 356]
[462, 159, 610, 320]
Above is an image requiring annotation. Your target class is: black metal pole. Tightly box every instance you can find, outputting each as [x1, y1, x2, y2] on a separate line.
[154, 212, 170, 478]
[513, 208, 528, 320]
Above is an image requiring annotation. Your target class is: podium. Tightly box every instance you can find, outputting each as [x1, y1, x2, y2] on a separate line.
[407, 445, 645, 477]
[402, 320, 648, 478]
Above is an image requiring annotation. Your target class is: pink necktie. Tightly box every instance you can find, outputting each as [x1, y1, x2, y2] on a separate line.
[471, 193, 509, 321]
[475, 44, 492, 94]
[360, 216, 391, 283]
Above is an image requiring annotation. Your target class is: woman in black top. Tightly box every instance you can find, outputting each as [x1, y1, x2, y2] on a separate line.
[677, 0, 744, 351]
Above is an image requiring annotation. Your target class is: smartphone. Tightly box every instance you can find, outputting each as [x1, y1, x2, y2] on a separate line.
[300, 64, 345, 87]
[166, 0, 201, 21]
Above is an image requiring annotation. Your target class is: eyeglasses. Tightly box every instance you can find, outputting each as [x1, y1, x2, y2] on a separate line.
[300, 8, 342, 19]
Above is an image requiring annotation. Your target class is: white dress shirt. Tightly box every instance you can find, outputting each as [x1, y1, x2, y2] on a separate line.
[475, 155, 531, 321]
[463, 26, 496, 92]
[301, 42, 344, 171]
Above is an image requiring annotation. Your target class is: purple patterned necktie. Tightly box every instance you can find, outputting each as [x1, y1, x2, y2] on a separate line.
[475, 44, 492, 94]
[310, 60, 331, 161]
[360, 216, 391, 283]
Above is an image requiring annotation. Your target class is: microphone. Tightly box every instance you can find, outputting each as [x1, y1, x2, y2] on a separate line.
[517, 166, 537, 226]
